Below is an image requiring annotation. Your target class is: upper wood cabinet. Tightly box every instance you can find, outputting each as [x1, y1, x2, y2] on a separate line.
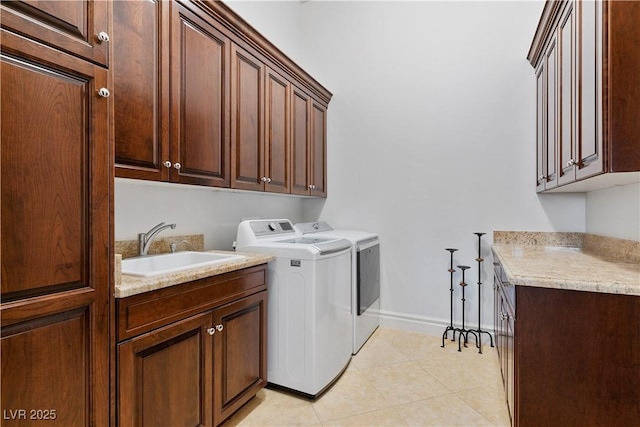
[290, 86, 328, 197]
[113, 0, 170, 181]
[310, 100, 328, 197]
[113, 0, 331, 196]
[0, 0, 110, 66]
[230, 43, 266, 191]
[114, 0, 230, 187]
[529, 0, 640, 192]
[264, 67, 292, 194]
[170, 2, 231, 187]
[1, 22, 111, 427]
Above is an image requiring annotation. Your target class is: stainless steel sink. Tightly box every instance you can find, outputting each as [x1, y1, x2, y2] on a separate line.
[121, 251, 245, 277]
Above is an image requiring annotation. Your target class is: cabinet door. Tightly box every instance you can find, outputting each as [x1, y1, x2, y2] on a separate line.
[213, 291, 267, 426]
[1, 29, 110, 426]
[114, 0, 170, 181]
[310, 100, 328, 197]
[558, 2, 577, 186]
[171, 3, 231, 187]
[291, 86, 311, 195]
[0, 0, 109, 66]
[576, 0, 604, 180]
[118, 312, 214, 427]
[265, 67, 291, 194]
[231, 43, 265, 191]
[544, 34, 558, 190]
[535, 64, 546, 192]
[506, 308, 515, 424]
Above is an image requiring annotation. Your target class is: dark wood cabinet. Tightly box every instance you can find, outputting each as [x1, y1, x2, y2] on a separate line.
[0, 0, 109, 66]
[290, 86, 328, 197]
[171, 2, 231, 187]
[291, 87, 312, 195]
[310, 100, 328, 197]
[264, 67, 291, 194]
[114, 0, 230, 187]
[230, 43, 265, 192]
[117, 265, 268, 427]
[1, 23, 111, 427]
[118, 312, 214, 427]
[493, 263, 515, 424]
[529, 0, 640, 192]
[113, 0, 331, 196]
[494, 261, 640, 427]
[113, 0, 170, 182]
[213, 291, 268, 424]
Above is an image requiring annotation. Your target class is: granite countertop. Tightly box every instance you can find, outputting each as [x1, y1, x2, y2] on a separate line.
[492, 232, 640, 296]
[115, 250, 275, 298]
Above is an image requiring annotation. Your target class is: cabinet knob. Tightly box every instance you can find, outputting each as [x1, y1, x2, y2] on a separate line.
[266, 177, 272, 183]
[309, 184, 315, 190]
[538, 175, 545, 182]
[97, 31, 110, 43]
[173, 162, 181, 170]
[566, 159, 576, 167]
[216, 324, 224, 332]
[207, 327, 216, 335]
[97, 87, 110, 98]
[500, 312, 509, 320]
[261, 176, 267, 183]
[163, 161, 172, 168]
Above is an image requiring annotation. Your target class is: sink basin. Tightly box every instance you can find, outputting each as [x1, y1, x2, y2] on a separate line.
[121, 251, 245, 277]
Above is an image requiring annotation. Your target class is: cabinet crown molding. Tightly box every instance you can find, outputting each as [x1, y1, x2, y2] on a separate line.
[527, 0, 567, 68]
[192, 0, 333, 105]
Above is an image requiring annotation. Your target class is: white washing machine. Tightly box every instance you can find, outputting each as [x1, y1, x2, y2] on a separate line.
[295, 222, 380, 354]
[235, 219, 352, 398]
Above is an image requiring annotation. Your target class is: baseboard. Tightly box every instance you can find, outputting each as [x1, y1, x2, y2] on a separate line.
[379, 309, 495, 340]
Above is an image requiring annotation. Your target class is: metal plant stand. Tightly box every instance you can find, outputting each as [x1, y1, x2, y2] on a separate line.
[474, 232, 494, 354]
[441, 248, 458, 348]
[455, 265, 478, 352]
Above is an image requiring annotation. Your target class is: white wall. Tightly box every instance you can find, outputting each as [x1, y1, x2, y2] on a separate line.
[115, 1, 590, 336]
[293, 0, 587, 334]
[115, 179, 307, 250]
[586, 183, 640, 241]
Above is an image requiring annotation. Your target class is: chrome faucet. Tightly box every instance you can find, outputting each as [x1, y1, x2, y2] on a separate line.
[138, 222, 176, 256]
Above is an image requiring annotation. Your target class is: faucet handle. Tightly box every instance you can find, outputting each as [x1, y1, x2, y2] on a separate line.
[170, 239, 190, 253]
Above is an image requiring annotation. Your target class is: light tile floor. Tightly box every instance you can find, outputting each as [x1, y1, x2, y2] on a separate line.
[222, 328, 510, 427]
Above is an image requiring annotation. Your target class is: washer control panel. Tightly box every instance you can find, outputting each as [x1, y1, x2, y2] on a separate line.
[250, 219, 295, 237]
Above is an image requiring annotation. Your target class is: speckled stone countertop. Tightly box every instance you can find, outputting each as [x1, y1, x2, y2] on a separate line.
[114, 250, 275, 298]
[492, 232, 640, 296]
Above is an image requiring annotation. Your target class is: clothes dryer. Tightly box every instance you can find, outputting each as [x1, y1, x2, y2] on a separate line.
[295, 222, 380, 354]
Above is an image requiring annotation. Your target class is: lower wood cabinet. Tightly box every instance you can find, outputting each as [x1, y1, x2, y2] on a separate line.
[118, 312, 214, 427]
[117, 265, 268, 427]
[494, 261, 640, 427]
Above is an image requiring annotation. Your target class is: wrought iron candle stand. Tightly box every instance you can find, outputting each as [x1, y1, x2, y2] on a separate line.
[474, 232, 494, 354]
[454, 266, 478, 352]
[441, 248, 458, 348]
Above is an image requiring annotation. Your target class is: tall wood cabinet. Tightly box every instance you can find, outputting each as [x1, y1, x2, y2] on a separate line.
[1, 1, 112, 425]
[529, 0, 640, 192]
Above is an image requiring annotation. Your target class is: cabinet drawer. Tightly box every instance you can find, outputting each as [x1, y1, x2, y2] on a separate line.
[117, 264, 267, 341]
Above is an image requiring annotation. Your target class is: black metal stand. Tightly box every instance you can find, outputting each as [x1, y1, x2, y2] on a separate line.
[441, 248, 458, 348]
[474, 232, 494, 354]
[454, 265, 478, 352]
